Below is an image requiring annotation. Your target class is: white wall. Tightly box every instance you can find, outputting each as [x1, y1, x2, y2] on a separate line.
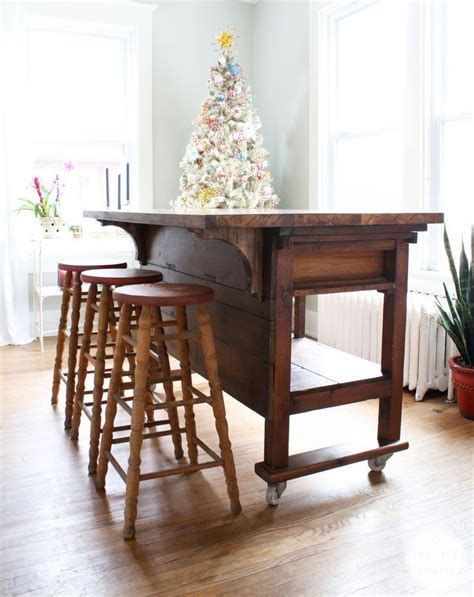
[151, 1, 254, 207]
[253, 1, 316, 331]
[253, 1, 310, 209]
[149, 0, 311, 209]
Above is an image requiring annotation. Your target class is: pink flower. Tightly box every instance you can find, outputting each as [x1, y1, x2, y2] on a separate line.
[64, 161, 74, 171]
[32, 176, 43, 204]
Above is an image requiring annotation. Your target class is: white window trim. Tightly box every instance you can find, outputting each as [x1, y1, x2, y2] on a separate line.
[310, 0, 382, 212]
[310, 0, 453, 294]
[18, 1, 155, 211]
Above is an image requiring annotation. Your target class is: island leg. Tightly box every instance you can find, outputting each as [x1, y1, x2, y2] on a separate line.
[378, 241, 409, 448]
[257, 238, 293, 504]
[293, 296, 306, 338]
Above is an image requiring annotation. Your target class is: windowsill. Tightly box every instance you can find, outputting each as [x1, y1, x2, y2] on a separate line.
[408, 269, 451, 296]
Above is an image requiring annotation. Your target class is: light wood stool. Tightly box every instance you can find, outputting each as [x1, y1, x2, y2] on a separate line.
[69, 268, 165, 475]
[51, 260, 127, 429]
[95, 282, 241, 539]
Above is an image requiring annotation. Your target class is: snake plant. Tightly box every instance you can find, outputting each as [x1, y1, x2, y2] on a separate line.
[435, 226, 474, 367]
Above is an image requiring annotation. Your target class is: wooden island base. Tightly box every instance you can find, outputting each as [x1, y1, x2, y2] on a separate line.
[255, 336, 409, 494]
[85, 209, 442, 503]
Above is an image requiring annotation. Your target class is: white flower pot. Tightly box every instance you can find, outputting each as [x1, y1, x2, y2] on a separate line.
[39, 216, 67, 239]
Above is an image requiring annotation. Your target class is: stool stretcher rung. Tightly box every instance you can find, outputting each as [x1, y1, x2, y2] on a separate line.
[113, 394, 133, 416]
[122, 333, 197, 347]
[129, 320, 177, 331]
[147, 371, 182, 384]
[120, 381, 136, 391]
[103, 368, 121, 379]
[113, 382, 160, 408]
[112, 427, 184, 445]
[64, 329, 99, 339]
[152, 331, 201, 343]
[88, 342, 116, 350]
[66, 288, 89, 297]
[139, 460, 222, 481]
[60, 367, 116, 385]
[150, 391, 209, 409]
[194, 436, 222, 463]
[191, 386, 211, 402]
[82, 396, 113, 409]
[112, 419, 169, 434]
[85, 353, 120, 365]
[105, 451, 128, 483]
[83, 394, 113, 409]
[122, 334, 137, 347]
[148, 352, 178, 367]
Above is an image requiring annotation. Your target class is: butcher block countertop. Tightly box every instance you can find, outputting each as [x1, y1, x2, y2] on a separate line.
[84, 209, 443, 229]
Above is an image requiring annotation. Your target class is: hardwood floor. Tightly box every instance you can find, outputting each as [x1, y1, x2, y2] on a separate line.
[0, 338, 472, 596]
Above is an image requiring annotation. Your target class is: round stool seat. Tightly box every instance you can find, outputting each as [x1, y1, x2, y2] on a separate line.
[81, 268, 163, 286]
[113, 282, 214, 307]
[58, 259, 127, 273]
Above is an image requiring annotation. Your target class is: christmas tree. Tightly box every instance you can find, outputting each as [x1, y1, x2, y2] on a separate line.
[173, 31, 279, 209]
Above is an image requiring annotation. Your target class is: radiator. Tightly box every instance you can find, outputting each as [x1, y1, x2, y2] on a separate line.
[316, 291, 456, 401]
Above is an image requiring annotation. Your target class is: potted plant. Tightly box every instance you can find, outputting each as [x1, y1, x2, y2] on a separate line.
[436, 226, 474, 419]
[17, 174, 66, 238]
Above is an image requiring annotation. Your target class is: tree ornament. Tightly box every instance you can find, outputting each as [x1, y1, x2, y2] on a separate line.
[199, 186, 219, 206]
[227, 63, 241, 77]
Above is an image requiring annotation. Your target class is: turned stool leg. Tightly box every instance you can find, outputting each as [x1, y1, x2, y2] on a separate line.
[96, 303, 133, 489]
[175, 305, 199, 466]
[51, 270, 73, 405]
[64, 277, 82, 429]
[152, 307, 184, 460]
[88, 285, 111, 474]
[197, 303, 241, 515]
[124, 306, 153, 540]
[70, 283, 98, 440]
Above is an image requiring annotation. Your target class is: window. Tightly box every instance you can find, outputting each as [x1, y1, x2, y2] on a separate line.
[26, 17, 136, 229]
[316, 0, 473, 276]
[425, 0, 473, 271]
[328, 1, 405, 213]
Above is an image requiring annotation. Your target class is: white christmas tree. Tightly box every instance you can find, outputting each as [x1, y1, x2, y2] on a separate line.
[173, 30, 279, 210]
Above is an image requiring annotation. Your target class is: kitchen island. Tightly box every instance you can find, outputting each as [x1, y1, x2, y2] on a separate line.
[85, 209, 443, 503]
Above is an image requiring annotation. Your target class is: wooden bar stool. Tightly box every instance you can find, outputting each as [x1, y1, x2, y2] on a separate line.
[69, 268, 167, 474]
[51, 260, 127, 429]
[95, 282, 241, 539]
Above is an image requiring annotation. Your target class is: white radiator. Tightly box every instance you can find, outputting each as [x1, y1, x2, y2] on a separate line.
[317, 291, 456, 401]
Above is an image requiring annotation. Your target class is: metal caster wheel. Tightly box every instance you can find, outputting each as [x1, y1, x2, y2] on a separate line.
[265, 481, 287, 506]
[368, 453, 393, 472]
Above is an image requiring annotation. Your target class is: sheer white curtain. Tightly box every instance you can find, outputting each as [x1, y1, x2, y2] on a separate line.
[0, 4, 34, 345]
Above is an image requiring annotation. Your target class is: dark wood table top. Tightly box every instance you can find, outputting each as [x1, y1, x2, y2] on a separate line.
[85, 209, 444, 230]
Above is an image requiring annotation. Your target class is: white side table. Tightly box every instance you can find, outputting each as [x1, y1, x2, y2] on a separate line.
[31, 238, 64, 352]
[30, 233, 135, 351]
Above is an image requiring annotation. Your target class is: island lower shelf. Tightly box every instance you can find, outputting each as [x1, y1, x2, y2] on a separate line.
[290, 337, 390, 414]
[255, 439, 409, 483]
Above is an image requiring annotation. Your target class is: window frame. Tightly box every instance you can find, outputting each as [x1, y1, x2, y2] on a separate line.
[422, 0, 473, 273]
[311, 0, 471, 288]
[18, 1, 155, 211]
[317, 0, 417, 213]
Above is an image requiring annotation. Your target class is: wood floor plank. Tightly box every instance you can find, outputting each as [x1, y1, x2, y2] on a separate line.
[0, 338, 472, 596]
